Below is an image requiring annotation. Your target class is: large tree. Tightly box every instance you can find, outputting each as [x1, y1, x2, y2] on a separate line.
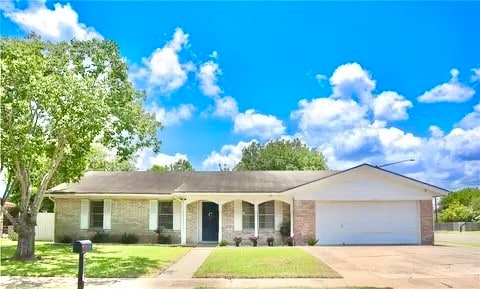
[439, 187, 480, 222]
[86, 144, 136, 171]
[235, 138, 327, 171]
[0, 35, 160, 259]
[149, 159, 194, 172]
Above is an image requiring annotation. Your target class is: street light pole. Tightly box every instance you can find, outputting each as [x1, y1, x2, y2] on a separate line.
[377, 159, 415, 168]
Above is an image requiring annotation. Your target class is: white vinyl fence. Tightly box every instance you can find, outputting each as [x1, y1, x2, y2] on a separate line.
[35, 213, 54, 241]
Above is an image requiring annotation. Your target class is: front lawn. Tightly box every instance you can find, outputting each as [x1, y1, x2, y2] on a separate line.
[194, 247, 341, 278]
[0, 240, 190, 277]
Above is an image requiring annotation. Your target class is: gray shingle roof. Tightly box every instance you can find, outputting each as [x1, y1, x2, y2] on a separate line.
[48, 170, 337, 194]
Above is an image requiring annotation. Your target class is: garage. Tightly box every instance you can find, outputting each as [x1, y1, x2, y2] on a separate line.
[315, 201, 420, 245]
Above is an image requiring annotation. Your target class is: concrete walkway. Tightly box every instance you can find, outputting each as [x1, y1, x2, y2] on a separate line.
[158, 247, 214, 279]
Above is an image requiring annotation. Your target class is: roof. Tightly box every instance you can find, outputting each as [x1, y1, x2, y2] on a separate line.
[48, 170, 337, 195]
[282, 163, 450, 196]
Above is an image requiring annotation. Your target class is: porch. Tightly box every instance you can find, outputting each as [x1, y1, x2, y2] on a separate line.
[179, 196, 294, 245]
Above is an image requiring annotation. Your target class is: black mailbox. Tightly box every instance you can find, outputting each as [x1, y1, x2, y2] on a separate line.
[73, 240, 93, 254]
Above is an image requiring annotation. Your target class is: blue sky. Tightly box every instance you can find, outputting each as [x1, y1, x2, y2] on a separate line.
[1, 1, 479, 189]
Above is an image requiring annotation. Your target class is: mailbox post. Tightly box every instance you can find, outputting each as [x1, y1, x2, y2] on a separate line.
[73, 240, 93, 289]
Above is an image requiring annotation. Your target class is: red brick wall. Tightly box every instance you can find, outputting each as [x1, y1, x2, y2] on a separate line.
[293, 200, 315, 245]
[420, 200, 434, 245]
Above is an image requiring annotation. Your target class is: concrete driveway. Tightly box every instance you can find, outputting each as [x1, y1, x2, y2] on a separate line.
[306, 245, 480, 289]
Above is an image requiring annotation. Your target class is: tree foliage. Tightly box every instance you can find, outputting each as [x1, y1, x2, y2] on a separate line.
[149, 159, 194, 172]
[86, 144, 135, 171]
[0, 35, 160, 259]
[439, 187, 480, 222]
[235, 138, 327, 171]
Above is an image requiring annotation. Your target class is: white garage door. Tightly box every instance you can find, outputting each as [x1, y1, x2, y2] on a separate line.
[315, 201, 420, 245]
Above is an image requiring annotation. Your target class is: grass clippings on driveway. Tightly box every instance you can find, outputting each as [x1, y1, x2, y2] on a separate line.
[1, 240, 190, 278]
[194, 247, 341, 278]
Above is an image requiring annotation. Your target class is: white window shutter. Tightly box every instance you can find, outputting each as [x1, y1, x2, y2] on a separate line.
[275, 201, 283, 230]
[80, 199, 89, 229]
[234, 200, 242, 231]
[103, 199, 112, 230]
[173, 200, 181, 230]
[149, 200, 158, 231]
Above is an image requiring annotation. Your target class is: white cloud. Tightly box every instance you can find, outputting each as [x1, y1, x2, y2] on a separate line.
[457, 103, 480, 130]
[234, 109, 286, 140]
[209, 51, 218, 59]
[429, 125, 445, 138]
[291, 62, 480, 189]
[147, 103, 195, 127]
[198, 61, 222, 97]
[315, 74, 327, 83]
[418, 69, 475, 103]
[213, 96, 238, 118]
[1, 0, 102, 42]
[372, 91, 413, 121]
[471, 68, 480, 82]
[330, 62, 376, 103]
[135, 149, 189, 171]
[201, 139, 257, 170]
[132, 28, 194, 95]
[292, 97, 368, 141]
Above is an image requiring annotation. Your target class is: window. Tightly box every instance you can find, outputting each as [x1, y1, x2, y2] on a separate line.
[259, 201, 275, 229]
[242, 202, 254, 229]
[158, 201, 173, 229]
[90, 201, 104, 228]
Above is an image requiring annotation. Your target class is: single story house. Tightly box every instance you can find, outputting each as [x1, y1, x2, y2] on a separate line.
[47, 164, 448, 245]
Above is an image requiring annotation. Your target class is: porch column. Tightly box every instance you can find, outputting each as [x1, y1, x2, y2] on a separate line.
[218, 202, 223, 243]
[181, 200, 187, 245]
[290, 199, 294, 237]
[254, 203, 259, 237]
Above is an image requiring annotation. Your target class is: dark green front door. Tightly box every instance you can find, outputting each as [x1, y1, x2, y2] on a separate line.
[202, 202, 219, 242]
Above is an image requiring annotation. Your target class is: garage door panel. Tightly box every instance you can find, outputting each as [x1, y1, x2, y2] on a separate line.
[315, 201, 420, 245]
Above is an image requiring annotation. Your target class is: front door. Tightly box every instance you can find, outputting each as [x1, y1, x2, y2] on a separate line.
[202, 202, 219, 242]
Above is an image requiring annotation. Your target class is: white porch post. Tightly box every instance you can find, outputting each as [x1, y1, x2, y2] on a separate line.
[218, 202, 223, 243]
[290, 199, 294, 237]
[181, 200, 187, 245]
[254, 203, 259, 237]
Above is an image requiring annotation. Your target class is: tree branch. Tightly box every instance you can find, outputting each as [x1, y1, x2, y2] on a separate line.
[14, 160, 29, 212]
[0, 205, 17, 227]
[32, 138, 65, 212]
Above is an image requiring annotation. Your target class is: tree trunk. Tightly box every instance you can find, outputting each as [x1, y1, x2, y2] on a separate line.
[14, 219, 36, 260]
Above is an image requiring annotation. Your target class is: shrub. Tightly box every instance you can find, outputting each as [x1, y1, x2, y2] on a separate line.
[155, 227, 172, 244]
[267, 236, 275, 242]
[59, 235, 73, 244]
[307, 236, 319, 246]
[92, 230, 110, 243]
[8, 231, 18, 241]
[120, 232, 139, 244]
[219, 239, 229, 246]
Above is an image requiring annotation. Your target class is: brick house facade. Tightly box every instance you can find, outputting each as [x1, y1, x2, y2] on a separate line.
[49, 164, 447, 246]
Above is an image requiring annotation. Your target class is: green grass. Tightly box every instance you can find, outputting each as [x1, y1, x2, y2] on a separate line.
[194, 247, 341, 278]
[436, 241, 480, 248]
[0, 240, 190, 277]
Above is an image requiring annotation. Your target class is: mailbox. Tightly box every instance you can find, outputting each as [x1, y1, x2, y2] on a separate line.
[73, 240, 93, 254]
